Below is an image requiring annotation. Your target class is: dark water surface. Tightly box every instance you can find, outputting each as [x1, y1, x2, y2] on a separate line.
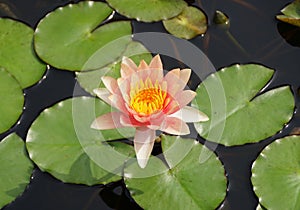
[1, 0, 300, 210]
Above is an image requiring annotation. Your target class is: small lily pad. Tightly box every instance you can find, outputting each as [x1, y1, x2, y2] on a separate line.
[163, 6, 207, 39]
[76, 41, 152, 95]
[192, 64, 294, 146]
[34, 1, 132, 71]
[26, 97, 135, 185]
[0, 18, 46, 88]
[124, 135, 226, 210]
[277, 0, 300, 27]
[251, 136, 300, 210]
[0, 133, 33, 209]
[0, 68, 24, 134]
[106, 0, 187, 22]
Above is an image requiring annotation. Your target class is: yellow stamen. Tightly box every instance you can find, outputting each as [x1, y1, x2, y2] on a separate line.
[130, 78, 168, 115]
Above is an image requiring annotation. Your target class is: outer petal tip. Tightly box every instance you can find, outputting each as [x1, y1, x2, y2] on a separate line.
[149, 54, 163, 70]
[133, 128, 156, 168]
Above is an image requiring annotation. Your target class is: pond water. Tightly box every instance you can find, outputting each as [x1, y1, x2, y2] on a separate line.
[1, 0, 300, 209]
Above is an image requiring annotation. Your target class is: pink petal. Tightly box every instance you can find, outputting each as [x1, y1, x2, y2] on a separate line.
[174, 90, 197, 109]
[169, 106, 209, 123]
[149, 55, 163, 70]
[134, 127, 156, 168]
[164, 68, 183, 97]
[121, 63, 136, 78]
[108, 94, 128, 113]
[93, 88, 112, 105]
[120, 114, 143, 127]
[160, 117, 190, 135]
[91, 112, 124, 130]
[122, 56, 138, 71]
[179, 69, 191, 88]
[117, 78, 130, 103]
[101, 76, 119, 94]
[138, 60, 149, 71]
[149, 68, 163, 84]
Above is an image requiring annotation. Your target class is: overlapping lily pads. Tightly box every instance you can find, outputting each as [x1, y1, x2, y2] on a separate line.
[0, 133, 33, 209]
[34, 1, 132, 71]
[76, 41, 152, 95]
[251, 135, 300, 210]
[0, 68, 24, 134]
[106, 0, 187, 22]
[26, 97, 135, 185]
[124, 135, 226, 210]
[192, 64, 294, 146]
[0, 18, 46, 88]
[277, 0, 300, 27]
[163, 6, 207, 39]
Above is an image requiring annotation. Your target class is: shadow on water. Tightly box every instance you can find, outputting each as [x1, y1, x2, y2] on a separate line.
[1, 0, 300, 210]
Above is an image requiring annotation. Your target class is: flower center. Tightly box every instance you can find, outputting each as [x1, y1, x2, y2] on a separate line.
[130, 88, 167, 115]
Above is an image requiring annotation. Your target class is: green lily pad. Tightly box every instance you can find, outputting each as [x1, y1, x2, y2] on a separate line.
[277, 0, 300, 27]
[0, 18, 46, 88]
[251, 135, 300, 210]
[163, 6, 207, 39]
[26, 97, 135, 185]
[0, 133, 33, 208]
[124, 135, 226, 210]
[192, 64, 294, 146]
[106, 0, 187, 22]
[76, 41, 152, 95]
[0, 68, 24, 134]
[34, 1, 132, 71]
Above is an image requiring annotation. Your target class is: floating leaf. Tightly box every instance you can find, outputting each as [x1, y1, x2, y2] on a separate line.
[0, 68, 24, 134]
[276, 0, 300, 27]
[0, 133, 33, 208]
[251, 136, 300, 210]
[106, 0, 187, 22]
[34, 1, 132, 71]
[192, 64, 294, 146]
[76, 41, 152, 95]
[124, 135, 226, 210]
[0, 18, 46, 88]
[26, 97, 135, 185]
[163, 6, 207, 39]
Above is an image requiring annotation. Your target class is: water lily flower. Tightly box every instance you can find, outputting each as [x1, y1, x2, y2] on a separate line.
[91, 55, 208, 168]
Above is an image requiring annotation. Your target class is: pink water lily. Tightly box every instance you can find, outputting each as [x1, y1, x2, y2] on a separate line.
[91, 55, 208, 168]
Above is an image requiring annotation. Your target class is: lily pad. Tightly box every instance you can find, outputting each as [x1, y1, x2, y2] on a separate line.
[251, 136, 300, 210]
[106, 0, 187, 22]
[0, 133, 33, 208]
[34, 1, 132, 71]
[76, 41, 152, 95]
[0, 68, 24, 134]
[124, 135, 226, 210]
[0, 18, 46, 88]
[192, 64, 294, 146]
[26, 97, 135, 185]
[277, 0, 300, 27]
[163, 6, 207, 39]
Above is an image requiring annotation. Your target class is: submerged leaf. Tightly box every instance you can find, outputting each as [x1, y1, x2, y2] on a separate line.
[124, 135, 226, 210]
[0, 68, 24, 134]
[34, 1, 132, 71]
[251, 136, 300, 210]
[0, 18, 46, 88]
[26, 97, 135, 185]
[106, 0, 187, 22]
[277, 0, 300, 27]
[192, 64, 294, 146]
[0, 134, 33, 208]
[163, 6, 207, 39]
